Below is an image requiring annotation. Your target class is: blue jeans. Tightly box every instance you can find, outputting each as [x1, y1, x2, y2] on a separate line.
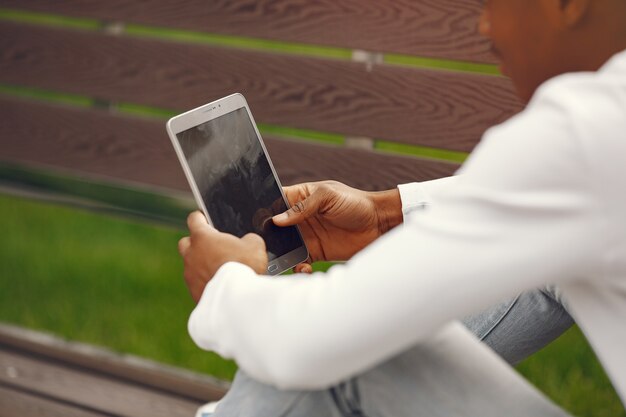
[212, 286, 574, 416]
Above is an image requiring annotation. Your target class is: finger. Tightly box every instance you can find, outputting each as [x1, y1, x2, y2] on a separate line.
[293, 262, 313, 274]
[178, 236, 191, 256]
[281, 185, 298, 203]
[282, 184, 311, 206]
[187, 211, 212, 233]
[242, 233, 267, 250]
[281, 185, 293, 195]
[273, 192, 324, 227]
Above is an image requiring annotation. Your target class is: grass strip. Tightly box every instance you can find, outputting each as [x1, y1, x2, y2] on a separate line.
[124, 24, 353, 60]
[115, 103, 346, 146]
[0, 84, 94, 108]
[116, 102, 178, 119]
[0, 8, 101, 30]
[375, 141, 468, 164]
[385, 54, 501, 76]
[258, 124, 344, 145]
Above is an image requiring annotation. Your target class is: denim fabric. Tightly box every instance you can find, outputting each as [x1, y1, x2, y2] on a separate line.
[461, 285, 573, 364]
[212, 287, 574, 417]
[213, 370, 345, 417]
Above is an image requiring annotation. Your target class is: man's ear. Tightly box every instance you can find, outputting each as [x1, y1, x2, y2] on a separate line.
[557, 0, 591, 28]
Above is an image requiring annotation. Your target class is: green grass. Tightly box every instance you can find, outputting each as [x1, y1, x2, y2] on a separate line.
[0, 193, 236, 380]
[0, 193, 623, 415]
[517, 327, 625, 417]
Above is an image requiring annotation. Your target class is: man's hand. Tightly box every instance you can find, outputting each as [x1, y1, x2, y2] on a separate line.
[273, 180, 402, 273]
[178, 211, 268, 303]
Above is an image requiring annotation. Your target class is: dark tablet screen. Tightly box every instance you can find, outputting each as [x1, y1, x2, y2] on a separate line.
[177, 108, 303, 261]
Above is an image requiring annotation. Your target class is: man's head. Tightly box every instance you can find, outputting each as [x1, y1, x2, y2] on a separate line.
[479, 0, 626, 102]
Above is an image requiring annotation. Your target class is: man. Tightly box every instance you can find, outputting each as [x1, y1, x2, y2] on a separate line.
[178, 0, 626, 415]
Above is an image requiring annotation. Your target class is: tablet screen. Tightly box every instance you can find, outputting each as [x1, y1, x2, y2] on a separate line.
[176, 107, 304, 261]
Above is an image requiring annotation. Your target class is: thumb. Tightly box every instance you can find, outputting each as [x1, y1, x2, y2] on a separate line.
[273, 194, 322, 226]
[241, 233, 266, 249]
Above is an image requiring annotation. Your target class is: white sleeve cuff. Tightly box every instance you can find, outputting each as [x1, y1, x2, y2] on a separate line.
[398, 176, 459, 222]
[187, 261, 257, 356]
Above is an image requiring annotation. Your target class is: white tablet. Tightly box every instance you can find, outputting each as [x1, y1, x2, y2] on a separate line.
[167, 93, 309, 275]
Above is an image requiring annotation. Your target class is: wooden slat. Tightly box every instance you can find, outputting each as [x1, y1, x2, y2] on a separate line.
[3, 0, 495, 63]
[0, 97, 459, 194]
[0, 323, 228, 403]
[0, 22, 522, 152]
[265, 139, 458, 191]
[0, 349, 201, 417]
[0, 385, 109, 417]
[0, 97, 189, 192]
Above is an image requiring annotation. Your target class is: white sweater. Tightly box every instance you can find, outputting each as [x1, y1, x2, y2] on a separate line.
[188, 50, 626, 405]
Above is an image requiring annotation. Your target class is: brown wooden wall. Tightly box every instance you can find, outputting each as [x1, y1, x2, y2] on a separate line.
[0, 1, 522, 198]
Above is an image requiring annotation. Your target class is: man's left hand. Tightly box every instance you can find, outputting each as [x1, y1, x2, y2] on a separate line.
[178, 211, 268, 303]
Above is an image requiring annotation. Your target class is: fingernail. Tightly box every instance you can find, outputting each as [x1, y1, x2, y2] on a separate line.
[273, 213, 288, 223]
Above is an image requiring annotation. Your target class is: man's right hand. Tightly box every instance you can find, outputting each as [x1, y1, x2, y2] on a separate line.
[272, 180, 402, 273]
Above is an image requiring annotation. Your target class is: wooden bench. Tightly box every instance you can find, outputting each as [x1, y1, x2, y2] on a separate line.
[0, 1, 523, 414]
[0, 323, 227, 416]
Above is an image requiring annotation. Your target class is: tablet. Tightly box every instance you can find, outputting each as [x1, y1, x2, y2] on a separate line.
[167, 93, 309, 275]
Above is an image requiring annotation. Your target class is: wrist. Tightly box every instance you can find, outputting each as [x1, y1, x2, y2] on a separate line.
[369, 188, 403, 236]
